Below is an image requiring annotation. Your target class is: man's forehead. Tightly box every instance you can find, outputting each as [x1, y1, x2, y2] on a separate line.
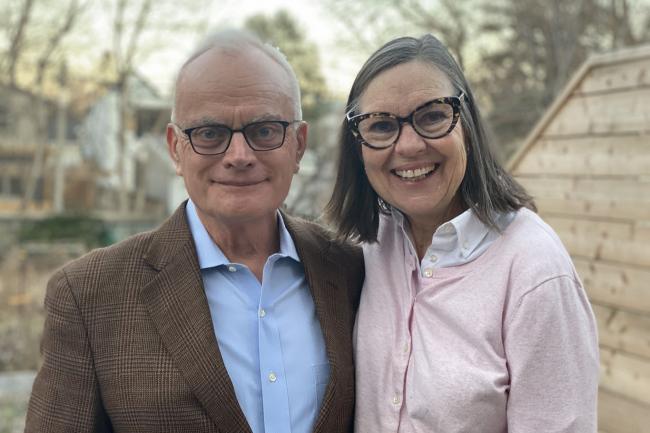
[178, 46, 290, 89]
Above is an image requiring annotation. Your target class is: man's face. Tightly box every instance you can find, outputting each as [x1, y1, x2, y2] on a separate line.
[167, 47, 307, 228]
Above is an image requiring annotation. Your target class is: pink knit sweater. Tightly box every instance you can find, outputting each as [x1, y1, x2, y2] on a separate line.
[354, 208, 599, 433]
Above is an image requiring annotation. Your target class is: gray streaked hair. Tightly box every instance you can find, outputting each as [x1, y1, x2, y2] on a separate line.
[170, 28, 302, 122]
[325, 34, 536, 242]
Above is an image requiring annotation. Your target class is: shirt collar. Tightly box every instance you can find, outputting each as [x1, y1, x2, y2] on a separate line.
[390, 206, 491, 258]
[185, 199, 300, 270]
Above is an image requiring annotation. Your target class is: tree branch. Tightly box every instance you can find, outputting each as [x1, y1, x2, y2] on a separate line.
[7, 0, 35, 86]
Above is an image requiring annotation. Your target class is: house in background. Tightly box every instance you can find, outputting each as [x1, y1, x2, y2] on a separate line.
[0, 85, 84, 214]
[78, 73, 174, 218]
[508, 44, 650, 433]
[0, 73, 176, 218]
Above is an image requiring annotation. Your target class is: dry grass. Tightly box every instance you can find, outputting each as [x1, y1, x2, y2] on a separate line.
[0, 243, 86, 372]
[0, 243, 85, 431]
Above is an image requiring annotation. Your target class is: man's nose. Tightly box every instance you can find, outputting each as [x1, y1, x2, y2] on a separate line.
[222, 132, 255, 166]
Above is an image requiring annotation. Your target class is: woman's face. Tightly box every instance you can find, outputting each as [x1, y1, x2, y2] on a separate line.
[357, 60, 467, 224]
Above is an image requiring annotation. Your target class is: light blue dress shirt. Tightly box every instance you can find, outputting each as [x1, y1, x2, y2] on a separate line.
[185, 200, 329, 433]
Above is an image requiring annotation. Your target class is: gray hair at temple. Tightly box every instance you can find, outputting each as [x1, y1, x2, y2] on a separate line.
[170, 29, 302, 122]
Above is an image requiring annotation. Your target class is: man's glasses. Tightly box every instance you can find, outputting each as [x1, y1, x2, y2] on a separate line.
[178, 120, 301, 155]
[346, 93, 465, 149]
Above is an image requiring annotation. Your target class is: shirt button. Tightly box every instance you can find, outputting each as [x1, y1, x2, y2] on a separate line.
[259, 308, 266, 318]
[392, 395, 401, 405]
[429, 254, 438, 262]
[462, 241, 469, 250]
[268, 372, 277, 382]
[403, 343, 409, 353]
[423, 268, 433, 278]
[227, 265, 237, 272]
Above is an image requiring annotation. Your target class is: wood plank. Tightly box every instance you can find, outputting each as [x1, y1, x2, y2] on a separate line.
[542, 215, 633, 259]
[543, 214, 634, 238]
[542, 216, 650, 268]
[634, 220, 650, 242]
[598, 388, 650, 433]
[599, 347, 650, 406]
[577, 56, 650, 94]
[558, 234, 650, 268]
[518, 176, 650, 221]
[543, 87, 650, 136]
[513, 134, 650, 176]
[592, 304, 650, 359]
[518, 176, 650, 201]
[575, 258, 650, 314]
[534, 197, 650, 221]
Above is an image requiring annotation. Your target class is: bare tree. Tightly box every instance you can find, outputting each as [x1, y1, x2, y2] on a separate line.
[245, 10, 336, 218]
[9, 0, 86, 211]
[4, 0, 35, 86]
[111, 0, 153, 214]
[392, 0, 472, 68]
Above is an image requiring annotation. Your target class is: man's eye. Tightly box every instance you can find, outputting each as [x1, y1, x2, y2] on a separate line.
[249, 123, 282, 141]
[257, 127, 272, 137]
[194, 127, 227, 141]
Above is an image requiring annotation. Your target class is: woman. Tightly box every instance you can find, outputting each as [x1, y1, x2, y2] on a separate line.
[326, 34, 599, 433]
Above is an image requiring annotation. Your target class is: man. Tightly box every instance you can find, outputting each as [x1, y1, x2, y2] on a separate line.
[25, 30, 364, 433]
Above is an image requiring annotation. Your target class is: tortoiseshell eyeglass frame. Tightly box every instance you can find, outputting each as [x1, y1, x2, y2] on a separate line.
[345, 93, 466, 150]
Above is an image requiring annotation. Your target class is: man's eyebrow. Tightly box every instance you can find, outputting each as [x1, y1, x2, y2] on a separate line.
[178, 117, 224, 129]
[181, 114, 285, 129]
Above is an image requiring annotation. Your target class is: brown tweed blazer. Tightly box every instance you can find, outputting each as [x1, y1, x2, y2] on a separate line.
[25, 203, 364, 433]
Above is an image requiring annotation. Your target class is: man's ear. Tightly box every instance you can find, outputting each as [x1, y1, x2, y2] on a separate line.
[166, 124, 183, 176]
[294, 121, 308, 167]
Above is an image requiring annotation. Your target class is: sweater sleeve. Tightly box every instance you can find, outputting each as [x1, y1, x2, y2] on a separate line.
[24, 269, 112, 433]
[503, 274, 599, 433]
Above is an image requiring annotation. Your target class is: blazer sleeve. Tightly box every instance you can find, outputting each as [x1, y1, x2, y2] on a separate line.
[25, 268, 112, 433]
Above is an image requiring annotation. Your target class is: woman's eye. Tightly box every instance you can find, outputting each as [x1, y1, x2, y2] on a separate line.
[418, 110, 447, 125]
[368, 120, 397, 134]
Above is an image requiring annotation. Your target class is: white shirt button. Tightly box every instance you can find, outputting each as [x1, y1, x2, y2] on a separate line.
[423, 268, 433, 278]
[259, 308, 266, 318]
[268, 372, 277, 382]
[227, 265, 237, 272]
[403, 343, 409, 353]
[429, 254, 438, 262]
[392, 395, 401, 405]
[462, 241, 469, 250]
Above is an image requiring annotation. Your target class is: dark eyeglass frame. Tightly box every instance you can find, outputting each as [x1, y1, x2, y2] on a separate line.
[346, 93, 466, 150]
[177, 120, 302, 156]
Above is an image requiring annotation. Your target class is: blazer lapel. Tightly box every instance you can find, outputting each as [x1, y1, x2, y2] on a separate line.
[140, 203, 251, 433]
[282, 213, 350, 433]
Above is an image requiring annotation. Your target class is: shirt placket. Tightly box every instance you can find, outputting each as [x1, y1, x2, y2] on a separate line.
[258, 255, 291, 433]
[391, 240, 419, 432]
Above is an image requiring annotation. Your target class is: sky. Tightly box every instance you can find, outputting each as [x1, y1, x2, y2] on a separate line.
[138, 0, 363, 99]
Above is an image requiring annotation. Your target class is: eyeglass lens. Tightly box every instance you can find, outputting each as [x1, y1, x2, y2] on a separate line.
[189, 121, 286, 154]
[357, 102, 454, 147]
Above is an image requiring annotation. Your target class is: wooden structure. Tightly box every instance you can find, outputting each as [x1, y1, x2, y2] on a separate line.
[508, 44, 650, 433]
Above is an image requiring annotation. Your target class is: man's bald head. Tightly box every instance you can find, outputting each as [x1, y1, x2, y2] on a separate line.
[171, 29, 302, 123]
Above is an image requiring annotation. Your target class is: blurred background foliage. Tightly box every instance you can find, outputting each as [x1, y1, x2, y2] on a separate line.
[17, 214, 113, 247]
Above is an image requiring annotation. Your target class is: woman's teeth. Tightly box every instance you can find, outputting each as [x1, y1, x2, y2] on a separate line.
[394, 165, 436, 179]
